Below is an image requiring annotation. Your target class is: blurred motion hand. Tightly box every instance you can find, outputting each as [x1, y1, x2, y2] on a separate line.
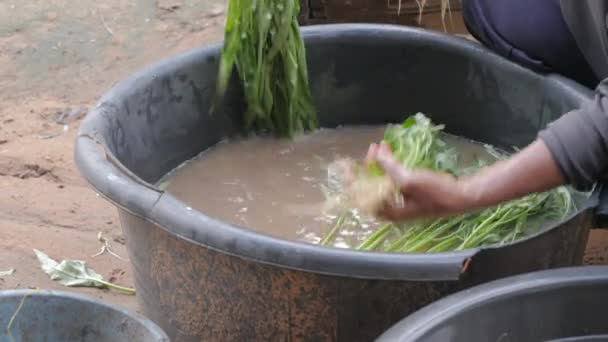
[365, 142, 475, 220]
[365, 138, 565, 221]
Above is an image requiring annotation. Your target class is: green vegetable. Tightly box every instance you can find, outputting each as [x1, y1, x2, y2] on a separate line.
[320, 214, 347, 246]
[216, 0, 317, 137]
[356, 223, 393, 251]
[34, 249, 135, 295]
[383, 113, 456, 173]
[321, 113, 574, 253]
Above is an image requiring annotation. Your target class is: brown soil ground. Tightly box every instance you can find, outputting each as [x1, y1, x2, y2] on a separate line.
[0, 1, 606, 317]
[0, 0, 227, 312]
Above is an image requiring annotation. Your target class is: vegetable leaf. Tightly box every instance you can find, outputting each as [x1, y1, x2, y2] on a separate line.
[35, 249, 104, 288]
[34, 249, 135, 295]
[401, 115, 417, 128]
[0, 269, 15, 277]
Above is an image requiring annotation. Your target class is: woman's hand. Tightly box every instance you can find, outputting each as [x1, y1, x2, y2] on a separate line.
[365, 143, 477, 220]
[366, 139, 565, 221]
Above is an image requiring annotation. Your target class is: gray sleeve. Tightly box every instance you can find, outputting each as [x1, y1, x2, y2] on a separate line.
[538, 78, 608, 191]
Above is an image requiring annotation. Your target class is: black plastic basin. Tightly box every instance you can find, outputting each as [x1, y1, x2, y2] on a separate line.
[0, 290, 168, 342]
[378, 266, 608, 342]
[75, 24, 599, 341]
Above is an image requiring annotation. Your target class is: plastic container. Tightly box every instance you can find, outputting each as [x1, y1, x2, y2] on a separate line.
[75, 24, 599, 341]
[0, 290, 169, 342]
[378, 266, 608, 342]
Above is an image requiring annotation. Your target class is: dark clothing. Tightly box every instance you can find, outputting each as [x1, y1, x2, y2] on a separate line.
[543, 1, 608, 190]
[463, 0, 608, 190]
[462, 0, 598, 87]
[560, 1, 608, 79]
[539, 88, 608, 189]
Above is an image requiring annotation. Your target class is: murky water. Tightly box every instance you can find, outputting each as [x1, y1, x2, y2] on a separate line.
[159, 126, 496, 247]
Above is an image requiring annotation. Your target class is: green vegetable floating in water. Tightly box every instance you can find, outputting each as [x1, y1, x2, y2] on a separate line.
[216, 0, 317, 137]
[322, 113, 574, 252]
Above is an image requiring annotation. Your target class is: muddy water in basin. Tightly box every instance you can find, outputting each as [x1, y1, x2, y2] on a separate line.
[159, 126, 494, 248]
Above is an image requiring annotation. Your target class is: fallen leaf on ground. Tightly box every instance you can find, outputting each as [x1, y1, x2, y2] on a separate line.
[33, 249, 135, 295]
[0, 269, 15, 277]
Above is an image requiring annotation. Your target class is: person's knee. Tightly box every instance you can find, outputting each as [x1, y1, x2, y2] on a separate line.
[461, 0, 473, 10]
[460, 0, 483, 41]
[461, 0, 475, 21]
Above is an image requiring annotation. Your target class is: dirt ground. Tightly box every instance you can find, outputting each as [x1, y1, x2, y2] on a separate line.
[1, 0, 607, 316]
[0, 0, 227, 311]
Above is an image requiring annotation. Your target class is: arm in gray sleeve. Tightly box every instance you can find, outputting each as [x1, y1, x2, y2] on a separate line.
[538, 78, 608, 190]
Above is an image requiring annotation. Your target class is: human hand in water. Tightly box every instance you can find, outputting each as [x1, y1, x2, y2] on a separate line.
[366, 139, 565, 221]
[365, 142, 474, 220]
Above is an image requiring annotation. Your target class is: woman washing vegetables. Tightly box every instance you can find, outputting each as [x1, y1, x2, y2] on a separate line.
[367, 0, 608, 220]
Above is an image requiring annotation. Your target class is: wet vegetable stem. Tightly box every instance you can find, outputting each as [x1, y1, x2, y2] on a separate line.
[322, 113, 572, 253]
[216, 0, 317, 138]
